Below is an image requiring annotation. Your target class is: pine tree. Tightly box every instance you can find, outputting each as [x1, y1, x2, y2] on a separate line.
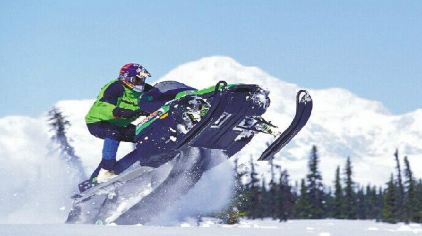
[258, 178, 268, 219]
[377, 186, 385, 221]
[324, 187, 334, 218]
[278, 170, 294, 221]
[306, 145, 325, 218]
[48, 107, 86, 180]
[268, 160, 279, 219]
[415, 180, 422, 222]
[365, 185, 379, 219]
[343, 157, 356, 219]
[333, 166, 344, 218]
[245, 157, 260, 219]
[383, 174, 398, 223]
[294, 179, 311, 218]
[403, 156, 417, 223]
[290, 181, 299, 219]
[394, 149, 405, 221]
[356, 186, 367, 219]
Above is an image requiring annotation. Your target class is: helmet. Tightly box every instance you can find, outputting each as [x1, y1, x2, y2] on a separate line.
[119, 63, 151, 92]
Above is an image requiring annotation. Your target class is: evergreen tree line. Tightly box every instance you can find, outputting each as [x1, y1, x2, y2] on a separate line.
[228, 145, 422, 224]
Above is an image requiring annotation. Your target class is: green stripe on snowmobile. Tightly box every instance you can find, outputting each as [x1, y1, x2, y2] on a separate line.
[135, 105, 170, 135]
[135, 84, 236, 135]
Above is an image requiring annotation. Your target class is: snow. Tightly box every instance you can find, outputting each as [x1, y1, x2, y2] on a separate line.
[0, 219, 421, 236]
[150, 161, 234, 225]
[0, 116, 78, 224]
[0, 56, 421, 225]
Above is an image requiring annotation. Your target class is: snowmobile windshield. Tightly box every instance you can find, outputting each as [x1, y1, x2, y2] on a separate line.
[139, 81, 197, 112]
[153, 81, 196, 93]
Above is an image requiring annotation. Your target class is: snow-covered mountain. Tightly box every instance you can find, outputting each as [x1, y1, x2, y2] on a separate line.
[0, 56, 421, 223]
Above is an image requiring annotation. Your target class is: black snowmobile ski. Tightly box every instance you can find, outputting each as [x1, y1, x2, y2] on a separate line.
[71, 166, 156, 203]
[258, 90, 313, 161]
[66, 162, 174, 224]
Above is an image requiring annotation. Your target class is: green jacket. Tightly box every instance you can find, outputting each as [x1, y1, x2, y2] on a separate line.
[85, 80, 143, 127]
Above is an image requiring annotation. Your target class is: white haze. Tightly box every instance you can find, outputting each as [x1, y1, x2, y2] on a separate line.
[150, 160, 234, 225]
[0, 117, 78, 223]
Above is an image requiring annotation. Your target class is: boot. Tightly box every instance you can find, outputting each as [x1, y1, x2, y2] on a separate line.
[96, 168, 118, 183]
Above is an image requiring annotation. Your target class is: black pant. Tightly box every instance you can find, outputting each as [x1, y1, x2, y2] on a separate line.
[86, 122, 136, 179]
[87, 122, 136, 142]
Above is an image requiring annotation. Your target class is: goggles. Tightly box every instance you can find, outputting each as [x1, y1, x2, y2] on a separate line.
[129, 75, 146, 85]
[130, 70, 150, 85]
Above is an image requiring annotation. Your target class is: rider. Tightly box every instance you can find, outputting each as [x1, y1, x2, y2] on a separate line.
[85, 63, 152, 183]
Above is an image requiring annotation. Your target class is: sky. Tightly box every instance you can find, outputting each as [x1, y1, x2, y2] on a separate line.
[0, 1, 421, 117]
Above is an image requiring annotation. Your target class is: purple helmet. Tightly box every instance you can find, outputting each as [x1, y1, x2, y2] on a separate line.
[119, 63, 151, 92]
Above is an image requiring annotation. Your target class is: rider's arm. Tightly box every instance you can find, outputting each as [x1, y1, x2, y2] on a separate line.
[100, 81, 124, 106]
[101, 81, 149, 119]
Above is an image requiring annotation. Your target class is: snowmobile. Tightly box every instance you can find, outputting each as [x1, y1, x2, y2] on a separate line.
[66, 80, 312, 224]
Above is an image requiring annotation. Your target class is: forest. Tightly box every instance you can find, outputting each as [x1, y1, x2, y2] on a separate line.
[226, 145, 422, 224]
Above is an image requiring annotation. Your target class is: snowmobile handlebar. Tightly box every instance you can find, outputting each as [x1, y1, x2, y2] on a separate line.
[214, 81, 228, 95]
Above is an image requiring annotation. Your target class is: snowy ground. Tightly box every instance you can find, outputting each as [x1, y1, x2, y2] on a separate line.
[1, 219, 421, 236]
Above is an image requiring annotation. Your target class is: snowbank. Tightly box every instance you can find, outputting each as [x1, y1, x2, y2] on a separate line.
[1, 219, 421, 236]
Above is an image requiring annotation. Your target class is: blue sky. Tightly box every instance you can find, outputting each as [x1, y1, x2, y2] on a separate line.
[0, 1, 421, 117]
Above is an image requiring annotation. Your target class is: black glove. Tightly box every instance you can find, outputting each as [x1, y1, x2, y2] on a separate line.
[113, 108, 150, 118]
[134, 109, 151, 117]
